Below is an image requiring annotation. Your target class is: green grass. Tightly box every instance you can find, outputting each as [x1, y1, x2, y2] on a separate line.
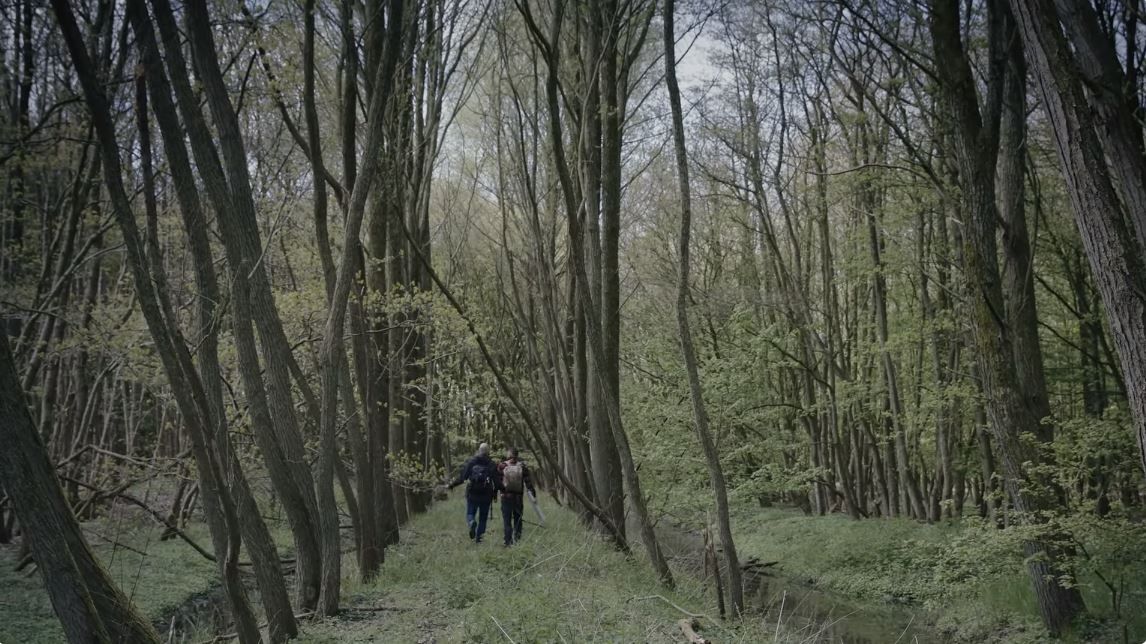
[729, 506, 1146, 642]
[10, 483, 1138, 643]
[0, 516, 218, 643]
[300, 498, 726, 643]
[0, 543, 65, 643]
[298, 495, 901, 643]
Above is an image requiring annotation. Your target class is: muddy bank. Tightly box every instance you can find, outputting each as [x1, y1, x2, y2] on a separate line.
[153, 582, 234, 641]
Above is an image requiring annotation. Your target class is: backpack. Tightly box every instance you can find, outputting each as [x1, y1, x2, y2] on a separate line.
[468, 462, 494, 494]
[502, 461, 524, 493]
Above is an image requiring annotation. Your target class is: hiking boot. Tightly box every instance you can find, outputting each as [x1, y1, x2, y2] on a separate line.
[468, 522, 476, 540]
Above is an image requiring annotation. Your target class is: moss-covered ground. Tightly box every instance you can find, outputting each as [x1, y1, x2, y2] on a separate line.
[0, 518, 218, 643]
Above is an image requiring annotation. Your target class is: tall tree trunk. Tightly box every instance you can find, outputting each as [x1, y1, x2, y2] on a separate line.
[997, 29, 1054, 444]
[930, 1, 1085, 633]
[520, 0, 673, 587]
[128, 7, 297, 637]
[360, 0, 401, 546]
[575, 2, 624, 540]
[316, 0, 406, 614]
[146, 0, 325, 609]
[51, 3, 263, 639]
[341, 0, 385, 568]
[1050, 0, 1146, 254]
[181, 0, 325, 544]
[366, 190, 401, 547]
[1007, 0, 1146, 485]
[663, 0, 743, 615]
[387, 201, 411, 527]
[596, 0, 629, 544]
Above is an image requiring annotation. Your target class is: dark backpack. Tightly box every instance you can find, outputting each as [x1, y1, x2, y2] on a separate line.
[468, 462, 494, 493]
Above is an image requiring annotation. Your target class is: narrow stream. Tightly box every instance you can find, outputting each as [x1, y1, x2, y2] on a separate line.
[154, 583, 234, 641]
[642, 515, 935, 643]
[739, 575, 928, 643]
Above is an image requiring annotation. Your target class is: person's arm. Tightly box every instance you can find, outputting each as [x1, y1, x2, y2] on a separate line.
[523, 463, 536, 496]
[448, 459, 471, 489]
[494, 462, 506, 493]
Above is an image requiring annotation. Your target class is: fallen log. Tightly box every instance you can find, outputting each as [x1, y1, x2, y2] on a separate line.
[59, 474, 216, 562]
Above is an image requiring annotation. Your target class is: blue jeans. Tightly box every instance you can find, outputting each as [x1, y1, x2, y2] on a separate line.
[465, 496, 492, 542]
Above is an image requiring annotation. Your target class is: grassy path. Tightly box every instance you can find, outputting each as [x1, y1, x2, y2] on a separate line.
[300, 494, 729, 643]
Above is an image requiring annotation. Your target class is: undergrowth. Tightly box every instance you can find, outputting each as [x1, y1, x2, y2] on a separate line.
[0, 510, 218, 643]
[731, 506, 1146, 642]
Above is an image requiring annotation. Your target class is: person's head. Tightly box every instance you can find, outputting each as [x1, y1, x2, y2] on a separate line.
[505, 447, 519, 461]
[477, 442, 490, 457]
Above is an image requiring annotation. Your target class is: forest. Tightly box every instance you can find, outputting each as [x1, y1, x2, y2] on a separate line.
[1, 0, 1145, 641]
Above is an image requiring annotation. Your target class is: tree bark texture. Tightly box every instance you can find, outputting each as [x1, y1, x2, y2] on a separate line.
[930, 0, 1086, 633]
[1007, 0, 1146, 485]
[0, 333, 159, 643]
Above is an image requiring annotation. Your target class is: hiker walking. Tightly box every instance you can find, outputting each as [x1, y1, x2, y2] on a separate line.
[448, 442, 501, 543]
[497, 447, 535, 546]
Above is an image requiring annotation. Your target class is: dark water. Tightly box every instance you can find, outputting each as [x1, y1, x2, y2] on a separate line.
[642, 516, 936, 643]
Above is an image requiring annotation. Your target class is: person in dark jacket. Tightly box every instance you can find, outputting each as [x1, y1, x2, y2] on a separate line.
[496, 447, 535, 546]
[448, 442, 501, 543]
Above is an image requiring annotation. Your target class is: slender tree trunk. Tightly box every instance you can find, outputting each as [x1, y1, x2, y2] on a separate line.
[146, 0, 325, 609]
[127, 8, 297, 637]
[521, 0, 673, 587]
[387, 207, 411, 527]
[366, 191, 401, 548]
[316, 0, 407, 614]
[598, 0, 632, 544]
[52, 3, 262, 639]
[181, 0, 325, 549]
[663, 0, 743, 614]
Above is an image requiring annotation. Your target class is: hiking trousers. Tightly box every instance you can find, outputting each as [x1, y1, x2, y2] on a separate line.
[501, 494, 524, 545]
[465, 496, 492, 542]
